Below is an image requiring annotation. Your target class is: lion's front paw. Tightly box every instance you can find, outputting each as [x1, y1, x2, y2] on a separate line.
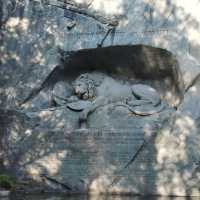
[79, 110, 88, 122]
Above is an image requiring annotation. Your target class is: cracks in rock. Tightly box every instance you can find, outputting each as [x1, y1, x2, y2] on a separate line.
[44, 0, 119, 27]
[43, 0, 118, 47]
[97, 28, 116, 47]
[184, 72, 200, 94]
[40, 174, 72, 191]
[109, 139, 146, 187]
[123, 139, 146, 169]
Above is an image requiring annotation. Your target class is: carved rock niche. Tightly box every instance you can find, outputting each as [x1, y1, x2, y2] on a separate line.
[2, 45, 188, 195]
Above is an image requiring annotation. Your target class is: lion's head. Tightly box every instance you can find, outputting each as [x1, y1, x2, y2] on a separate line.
[72, 73, 96, 100]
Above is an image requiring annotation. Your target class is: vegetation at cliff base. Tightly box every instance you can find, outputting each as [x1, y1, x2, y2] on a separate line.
[0, 174, 15, 190]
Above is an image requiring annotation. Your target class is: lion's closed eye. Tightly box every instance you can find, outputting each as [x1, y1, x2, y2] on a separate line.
[73, 74, 96, 100]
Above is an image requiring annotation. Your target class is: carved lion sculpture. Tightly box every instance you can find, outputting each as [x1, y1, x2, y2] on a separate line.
[21, 45, 184, 108]
[71, 73, 165, 127]
[72, 74, 99, 100]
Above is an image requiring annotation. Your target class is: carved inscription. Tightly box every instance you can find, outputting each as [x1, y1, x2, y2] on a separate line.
[59, 129, 144, 185]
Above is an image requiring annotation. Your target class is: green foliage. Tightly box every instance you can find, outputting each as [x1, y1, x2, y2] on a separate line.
[0, 174, 15, 190]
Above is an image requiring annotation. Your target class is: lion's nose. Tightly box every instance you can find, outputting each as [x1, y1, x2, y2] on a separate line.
[74, 89, 81, 97]
[74, 88, 78, 94]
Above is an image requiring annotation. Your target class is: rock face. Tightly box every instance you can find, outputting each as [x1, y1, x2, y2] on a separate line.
[1, 0, 200, 196]
[0, 70, 190, 196]
[153, 77, 200, 196]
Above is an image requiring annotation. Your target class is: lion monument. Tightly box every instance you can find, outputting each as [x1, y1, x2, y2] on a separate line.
[59, 73, 166, 127]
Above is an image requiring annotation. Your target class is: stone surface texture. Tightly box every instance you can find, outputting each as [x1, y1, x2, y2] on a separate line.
[1, 0, 200, 196]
